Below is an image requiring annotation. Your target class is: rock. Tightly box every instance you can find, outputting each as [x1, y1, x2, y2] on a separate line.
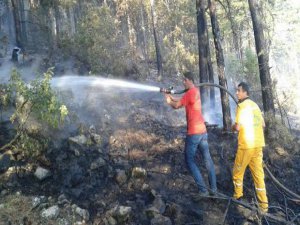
[115, 169, 127, 185]
[90, 157, 106, 170]
[145, 206, 160, 218]
[131, 167, 147, 178]
[0, 204, 4, 209]
[57, 218, 71, 225]
[89, 125, 96, 134]
[64, 163, 85, 187]
[1, 189, 8, 196]
[73, 222, 85, 225]
[75, 206, 90, 221]
[69, 135, 88, 155]
[0, 154, 11, 172]
[34, 167, 51, 181]
[41, 205, 60, 219]
[142, 183, 150, 191]
[32, 196, 47, 208]
[151, 215, 172, 225]
[91, 133, 101, 145]
[107, 216, 117, 225]
[69, 135, 88, 145]
[275, 147, 287, 156]
[152, 196, 166, 214]
[112, 205, 132, 223]
[70, 188, 83, 198]
[58, 194, 70, 206]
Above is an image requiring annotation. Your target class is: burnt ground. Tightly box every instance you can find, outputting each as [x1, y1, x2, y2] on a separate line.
[0, 81, 300, 225]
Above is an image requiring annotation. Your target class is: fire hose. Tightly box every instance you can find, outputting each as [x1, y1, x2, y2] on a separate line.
[160, 82, 239, 105]
[160, 82, 300, 204]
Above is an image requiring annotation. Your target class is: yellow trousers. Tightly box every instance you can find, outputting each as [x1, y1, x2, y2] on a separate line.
[233, 147, 268, 211]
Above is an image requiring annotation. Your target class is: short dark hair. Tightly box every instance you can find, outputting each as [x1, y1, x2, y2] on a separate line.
[183, 71, 194, 83]
[238, 82, 250, 95]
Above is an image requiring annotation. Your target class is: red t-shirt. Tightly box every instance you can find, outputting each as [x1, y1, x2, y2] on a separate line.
[180, 87, 206, 135]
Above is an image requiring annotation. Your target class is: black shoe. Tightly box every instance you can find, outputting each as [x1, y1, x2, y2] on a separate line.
[192, 191, 209, 202]
[234, 196, 244, 201]
[210, 191, 228, 199]
[198, 191, 209, 197]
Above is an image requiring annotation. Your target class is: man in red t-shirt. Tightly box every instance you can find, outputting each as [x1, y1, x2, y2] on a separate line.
[165, 72, 217, 196]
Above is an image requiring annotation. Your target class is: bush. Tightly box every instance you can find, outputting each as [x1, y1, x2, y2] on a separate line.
[1, 68, 68, 159]
[265, 112, 296, 151]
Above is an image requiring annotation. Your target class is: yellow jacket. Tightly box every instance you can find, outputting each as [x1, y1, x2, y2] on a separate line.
[235, 98, 265, 149]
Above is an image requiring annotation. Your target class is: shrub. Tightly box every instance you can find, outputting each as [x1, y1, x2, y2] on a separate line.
[1, 68, 68, 159]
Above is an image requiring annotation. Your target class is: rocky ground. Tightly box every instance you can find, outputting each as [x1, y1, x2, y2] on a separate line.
[0, 64, 300, 224]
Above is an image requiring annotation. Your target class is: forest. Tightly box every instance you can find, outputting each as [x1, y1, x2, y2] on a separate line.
[0, 0, 299, 224]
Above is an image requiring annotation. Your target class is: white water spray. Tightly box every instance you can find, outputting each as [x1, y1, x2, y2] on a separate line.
[51, 75, 161, 92]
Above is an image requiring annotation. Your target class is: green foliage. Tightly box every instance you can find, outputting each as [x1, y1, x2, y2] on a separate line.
[9, 68, 68, 128]
[225, 48, 259, 86]
[70, 5, 129, 75]
[225, 53, 241, 79]
[0, 84, 11, 110]
[155, 0, 198, 74]
[5, 68, 68, 158]
[265, 112, 295, 150]
[163, 26, 197, 74]
[243, 48, 260, 85]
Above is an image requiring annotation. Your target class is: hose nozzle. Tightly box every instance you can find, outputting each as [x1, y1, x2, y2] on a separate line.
[160, 86, 174, 94]
[160, 86, 187, 95]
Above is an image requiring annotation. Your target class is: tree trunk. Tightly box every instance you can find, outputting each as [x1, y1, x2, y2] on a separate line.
[196, 0, 209, 109]
[225, 0, 241, 59]
[208, 0, 232, 130]
[140, 0, 150, 76]
[20, 0, 27, 46]
[126, 0, 136, 51]
[68, 6, 76, 35]
[248, 0, 275, 117]
[206, 29, 215, 113]
[11, 0, 22, 47]
[150, 0, 163, 78]
[54, 3, 60, 47]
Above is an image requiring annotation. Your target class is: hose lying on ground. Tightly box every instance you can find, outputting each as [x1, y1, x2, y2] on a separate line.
[264, 163, 300, 202]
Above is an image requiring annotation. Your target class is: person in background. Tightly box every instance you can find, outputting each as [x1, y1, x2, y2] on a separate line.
[12, 46, 21, 62]
[232, 82, 268, 213]
[165, 71, 217, 196]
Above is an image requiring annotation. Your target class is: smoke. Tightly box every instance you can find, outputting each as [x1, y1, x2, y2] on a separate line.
[201, 81, 238, 126]
[0, 52, 184, 137]
[49, 75, 183, 135]
[0, 54, 43, 84]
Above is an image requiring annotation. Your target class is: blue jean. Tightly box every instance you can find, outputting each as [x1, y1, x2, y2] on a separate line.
[185, 133, 217, 193]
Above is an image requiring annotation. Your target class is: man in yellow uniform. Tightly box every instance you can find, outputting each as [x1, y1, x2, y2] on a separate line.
[232, 82, 268, 213]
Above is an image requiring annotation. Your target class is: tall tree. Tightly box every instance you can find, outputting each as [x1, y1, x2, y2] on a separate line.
[150, 0, 163, 78]
[206, 29, 216, 112]
[196, 0, 209, 108]
[224, 0, 241, 59]
[11, 0, 22, 47]
[248, 0, 275, 116]
[208, 0, 232, 130]
[139, 0, 150, 75]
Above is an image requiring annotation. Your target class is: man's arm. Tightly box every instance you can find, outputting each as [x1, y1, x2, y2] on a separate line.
[232, 106, 240, 131]
[165, 94, 183, 109]
[232, 123, 240, 131]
